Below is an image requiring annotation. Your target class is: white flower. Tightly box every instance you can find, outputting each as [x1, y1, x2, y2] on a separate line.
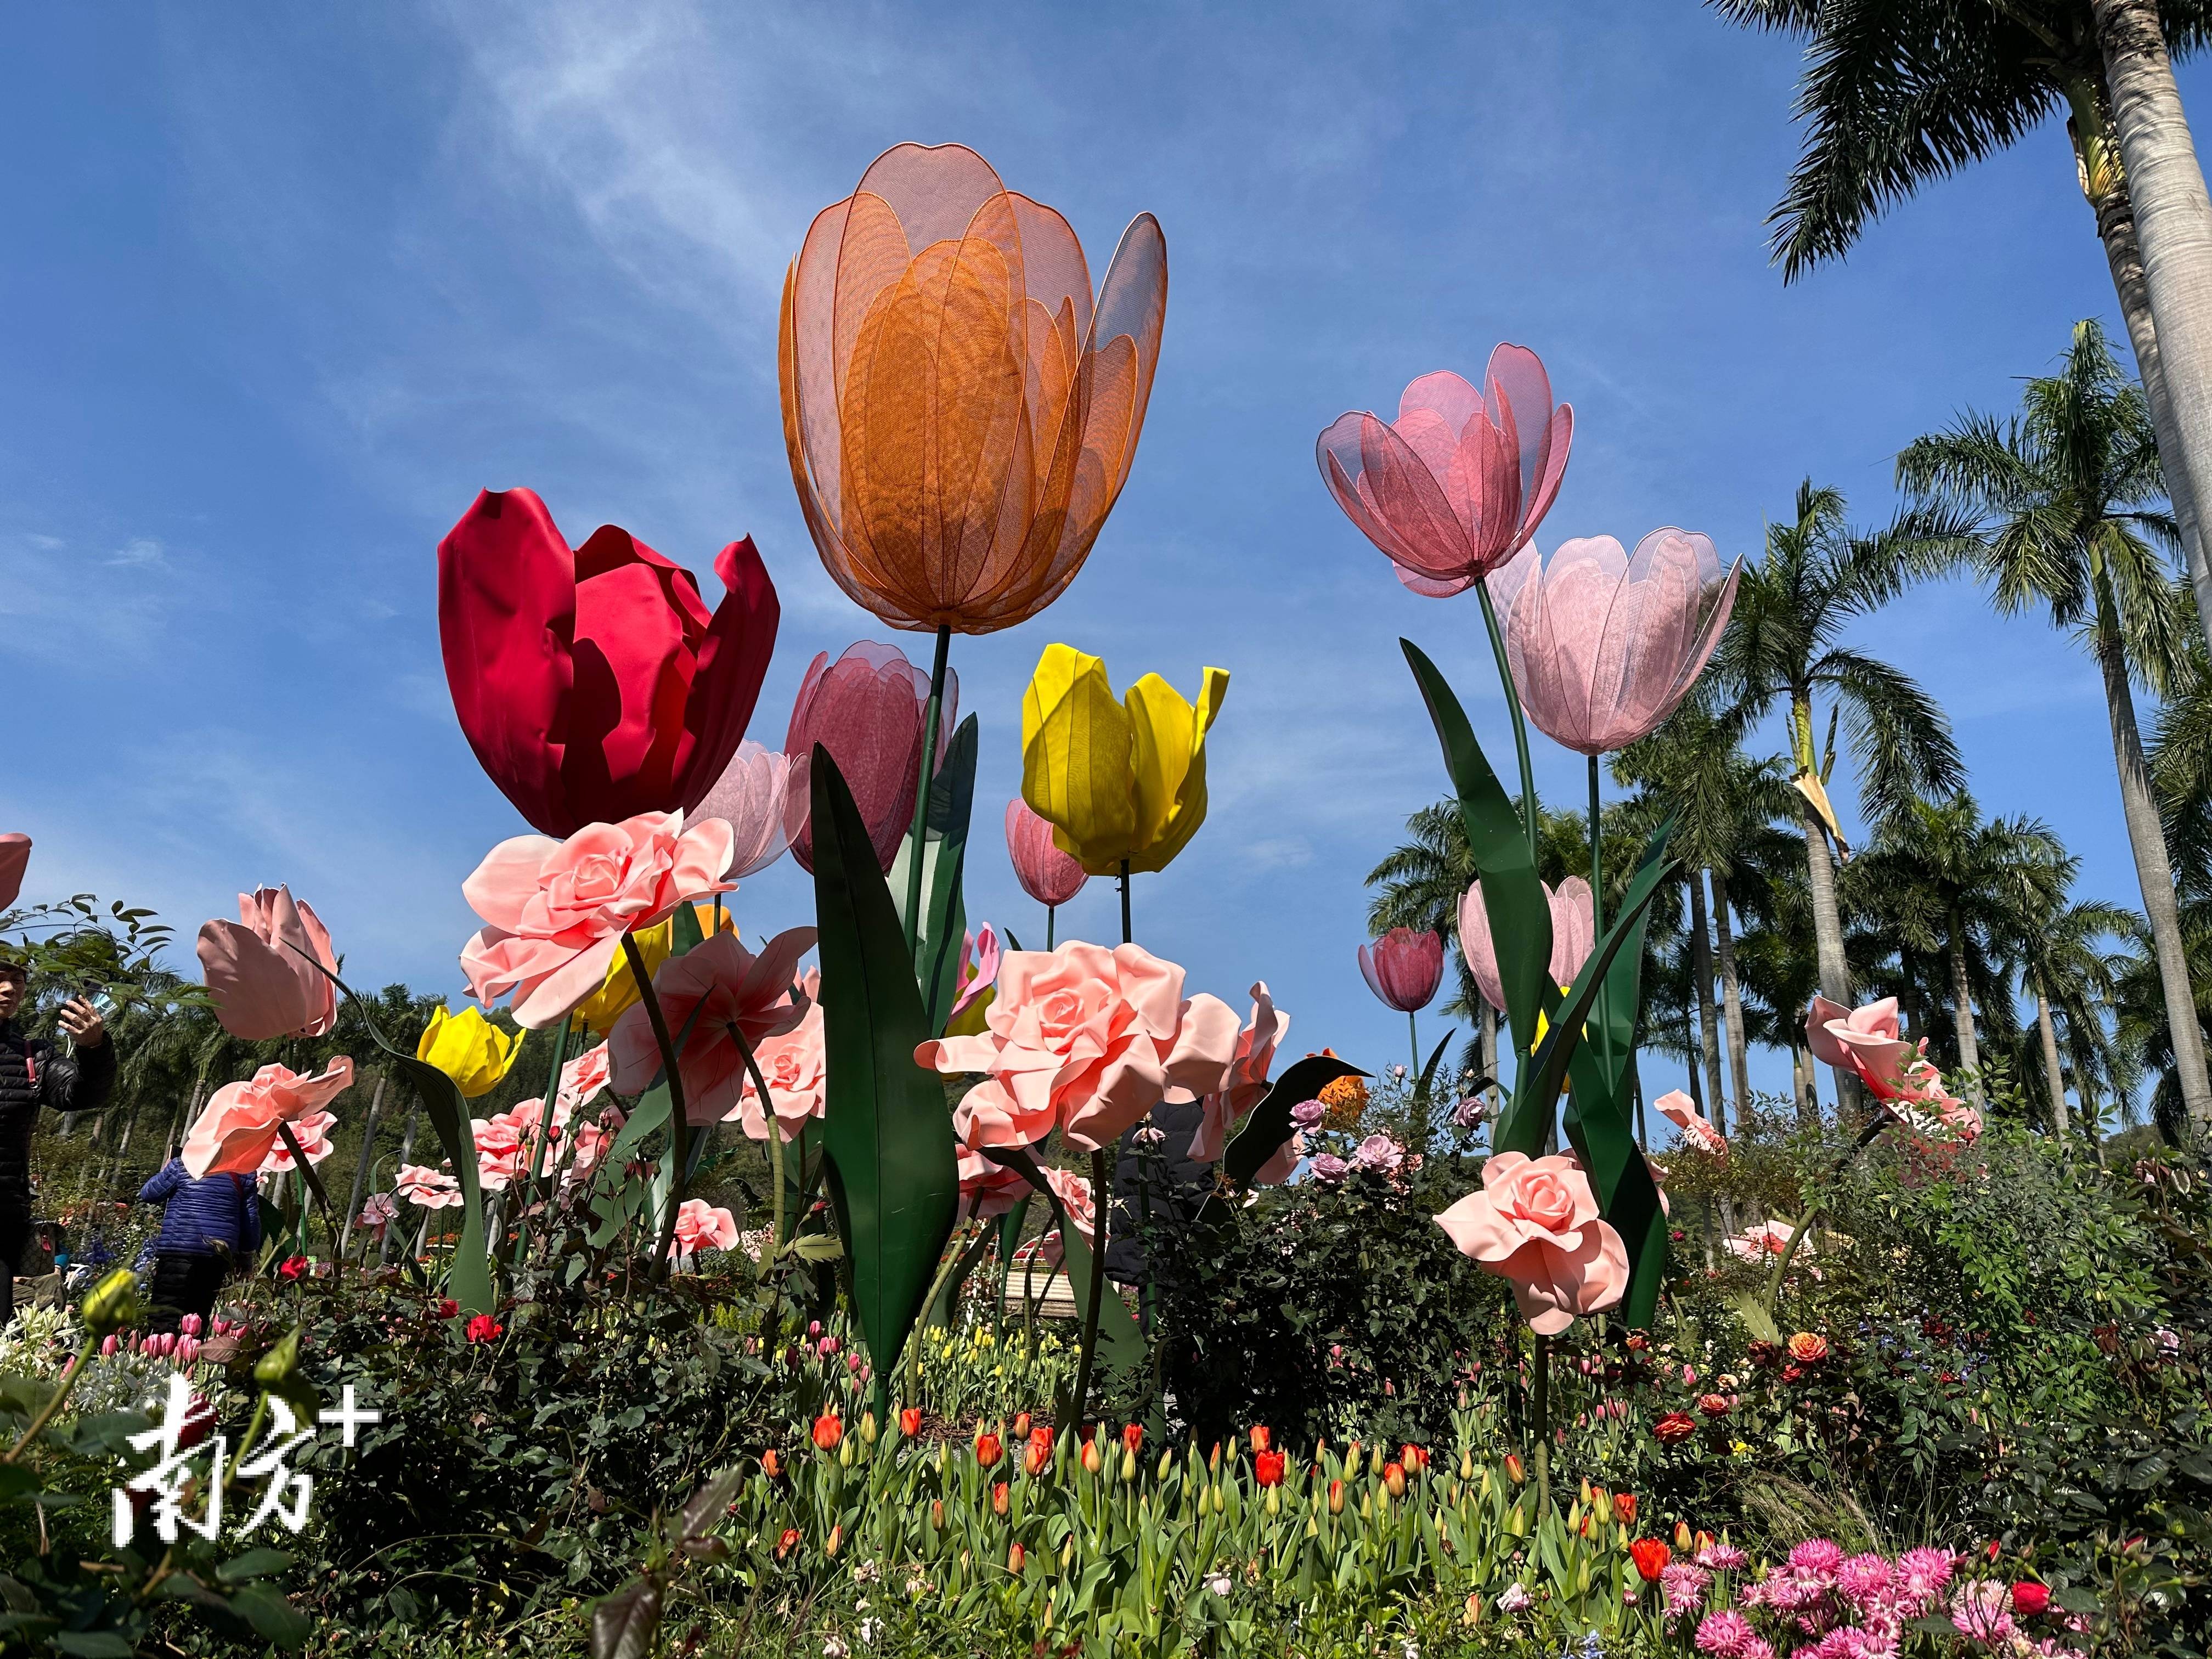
[853, 1559, 882, 1584]
[1206, 1573, 1232, 1595]
[1499, 1582, 1533, 1612]
[857, 1618, 882, 1646]
[822, 1642, 848, 1659]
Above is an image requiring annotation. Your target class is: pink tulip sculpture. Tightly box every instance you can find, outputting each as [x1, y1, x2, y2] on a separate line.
[1496, 527, 1739, 943]
[784, 642, 957, 876]
[1358, 928, 1444, 1081]
[0, 833, 29, 911]
[1317, 347, 1570, 601]
[1005, 799, 1087, 946]
[694, 739, 810, 884]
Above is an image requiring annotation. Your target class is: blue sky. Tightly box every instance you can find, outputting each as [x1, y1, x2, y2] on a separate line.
[3, 2, 2196, 1137]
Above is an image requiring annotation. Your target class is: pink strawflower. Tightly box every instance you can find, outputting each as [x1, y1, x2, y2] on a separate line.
[1738, 1643, 1774, 1659]
[1661, 1561, 1712, 1624]
[1699, 1543, 1750, 1572]
[1788, 1540, 1845, 1582]
[1949, 1581, 2015, 1642]
[1896, 1548, 1955, 1612]
[1695, 1610, 1756, 1656]
[1834, 1554, 1892, 1606]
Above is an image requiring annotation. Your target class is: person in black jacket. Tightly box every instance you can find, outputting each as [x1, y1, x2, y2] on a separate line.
[136, 1159, 259, 1332]
[0, 957, 114, 1325]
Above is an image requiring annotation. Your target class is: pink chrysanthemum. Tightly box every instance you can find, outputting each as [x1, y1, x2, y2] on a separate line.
[1695, 1610, 1756, 1656]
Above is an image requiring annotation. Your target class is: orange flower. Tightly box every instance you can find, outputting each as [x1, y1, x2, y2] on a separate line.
[761, 1449, 782, 1479]
[811, 1411, 844, 1451]
[776, 1527, 800, 1561]
[1383, 1461, 1407, 1499]
[1787, 1331, 1830, 1364]
[780, 143, 1169, 636]
[1081, 1439, 1103, 1474]
[1012, 1412, 1031, 1440]
[1249, 1425, 1272, 1455]
[992, 1480, 1010, 1517]
[1400, 1443, 1429, 1473]
[1628, 1538, 1671, 1582]
[1122, 1423, 1144, 1456]
[1327, 1479, 1346, 1515]
[1007, 1542, 1026, 1573]
[1696, 1393, 1732, 1417]
[1653, 1412, 1696, 1444]
[1024, 1425, 1056, 1476]
[1255, 1451, 1286, 1487]
[1614, 1492, 1639, 1525]
[1504, 1452, 1526, 1484]
[899, 1406, 923, 1437]
[975, 1430, 1004, 1469]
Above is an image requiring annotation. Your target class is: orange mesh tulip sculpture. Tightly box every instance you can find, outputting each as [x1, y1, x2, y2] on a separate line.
[781, 143, 1167, 940]
[780, 142, 1168, 637]
[1020, 644, 1227, 941]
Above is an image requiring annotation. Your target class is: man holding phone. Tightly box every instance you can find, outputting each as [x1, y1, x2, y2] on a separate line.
[0, 956, 113, 1325]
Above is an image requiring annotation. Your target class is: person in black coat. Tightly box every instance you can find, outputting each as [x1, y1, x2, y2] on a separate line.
[136, 1159, 260, 1332]
[0, 957, 114, 1325]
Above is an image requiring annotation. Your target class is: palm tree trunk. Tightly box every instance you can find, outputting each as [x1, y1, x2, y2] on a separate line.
[2094, 607, 2212, 1132]
[1791, 1043, 1816, 1126]
[1946, 910, 1983, 1105]
[1711, 870, 1754, 1127]
[2034, 979, 2072, 1138]
[2074, 80, 2212, 651]
[1689, 871, 1728, 1133]
[1682, 990, 1707, 1115]
[2093, 0, 2212, 654]
[1799, 798, 1861, 1119]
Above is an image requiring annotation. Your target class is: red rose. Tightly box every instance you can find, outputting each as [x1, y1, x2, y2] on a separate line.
[1653, 1412, 1697, 1445]
[1255, 1450, 1286, 1487]
[1697, 1393, 1732, 1417]
[465, 1314, 503, 1344]
[437, 1298, 460, 1319]
[1782, 1363, 1805, 1383]
[1628, 1538, 1672, 1581]
[2011, 1582, 2050, 1617]
[278, 1255, 308, 1282]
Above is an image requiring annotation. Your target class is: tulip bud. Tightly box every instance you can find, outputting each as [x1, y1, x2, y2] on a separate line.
[1580, 1479, 1594, 1508]
[1369, 1446, 1385, 1477]
[1209, 1442, 1221, 1473]
[826, 1523, 842, 1558]
[761, 1449, 782, 1479]
[1059, 1538, 1073, 1570]
[900, 1406, 922, 1438]
[993, 1481, 1009, 1517]
[1249, 1425, 1271, 1455]
[1012, 1411, 1031, 1440]
[1121, 1448, 1137, 1482]
[1007, 1542, 1025, 1573]
[180, 1313, 204, 1338]
[1328, 1479, 1345, 1515]
[1675, 1521, 1694, 1551]
[80, 1268, 142, 1336]
[1157, 1449, 1173, 1481]
[859, 1410, 878, 1444]
[929, 1499, 944, 1532]
[1507, 1504, 1527, 1537]
[1359, 1490, 1372, 1519]
[254, 1327, 302, 1389]
[1459, 1450, 1474, 1481]
[1081, 1440, 1102, 1475]
[1504, 1453, 1525, 1485]
[1265, 1487, 1280, 1516]
[1464, 1592, 1486, 1626]
[1383, 1462, 1406, 1500]
[837, 1437, 855, 1468]
[100, 1334, 119, 1358]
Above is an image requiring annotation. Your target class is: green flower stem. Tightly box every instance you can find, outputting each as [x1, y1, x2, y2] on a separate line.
[1477, 578, 1539, 864]
[1408, 1010, 1421, 1093]
[512, 1015, 574, 1267]
[1761, 1108, 1894, 1318]
[728, 1022, 786, 1282]
[1531, 1331, 1551, 1517]
[1068, 1148, 1111, 1435]
[1589, 753, 1611, 1076]
[3, 1336, 93, 1464]
[626, 932, 693, 1285]
[902, 624, 954, 951]
[1119, 860, 1132, 946]
[902, 1203, 981, 1408]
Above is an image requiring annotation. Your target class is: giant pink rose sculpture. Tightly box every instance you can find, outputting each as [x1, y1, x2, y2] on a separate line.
[196, 885, 340, 1041]
[608, 928, 816, 1124]
[1805, 995, 1981, 1139]
[1498, 529, 1740, 755]
[957, 1147, 1033, 1219]
[459, 810, 736, 1029]
[670, 1198, 742, 1270]
[1434, 1150, 1627, 1335]
[917, 940, 1242, 1154]
[1188, 981, 1289, 1164]
[183, 1058, 354, 1178]
[1654, 1089, 1726, 1156]
[396, 1164, 462, 1210]
[732, 999, 826, 1143]
[1459, 877, 1594, 1014]
[1317, 346, 1571, 597]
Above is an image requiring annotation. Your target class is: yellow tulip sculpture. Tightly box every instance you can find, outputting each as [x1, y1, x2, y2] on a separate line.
[1020, 645, 1229, 900]
[415, 1003, 524, 1099]
[569, 915, 677, 1039]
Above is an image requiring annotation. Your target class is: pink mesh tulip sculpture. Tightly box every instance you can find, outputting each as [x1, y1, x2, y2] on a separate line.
[1434, 1149, 1627, 1335]
[0, 833, 28, 910]
[1317, 346, 1572, 598]
[1360, 929, 1444, 1081]
[693, 740, 809, 878]
[1458, 877, 1594, 1016]
[1006, 799, 1087, 945]
[196, 886, 341, 1041]
[1500, 529, 1740, 756]
[784, 642, 957, 874]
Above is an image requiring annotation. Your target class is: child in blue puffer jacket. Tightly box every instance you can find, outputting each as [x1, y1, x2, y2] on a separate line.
[137, 1158, 260, 1332]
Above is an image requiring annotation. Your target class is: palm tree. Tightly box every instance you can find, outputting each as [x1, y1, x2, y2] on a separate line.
[1613, 691, 1803, 1130]
[1895, 319, 2212, 1136]
[1711, 479, 1966, 1113]
[2151, 633, 2212, 883]
[1709, 0, 2212, 654]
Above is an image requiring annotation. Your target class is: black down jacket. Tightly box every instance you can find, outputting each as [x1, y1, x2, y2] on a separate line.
[0, 1023, 116, 1222]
